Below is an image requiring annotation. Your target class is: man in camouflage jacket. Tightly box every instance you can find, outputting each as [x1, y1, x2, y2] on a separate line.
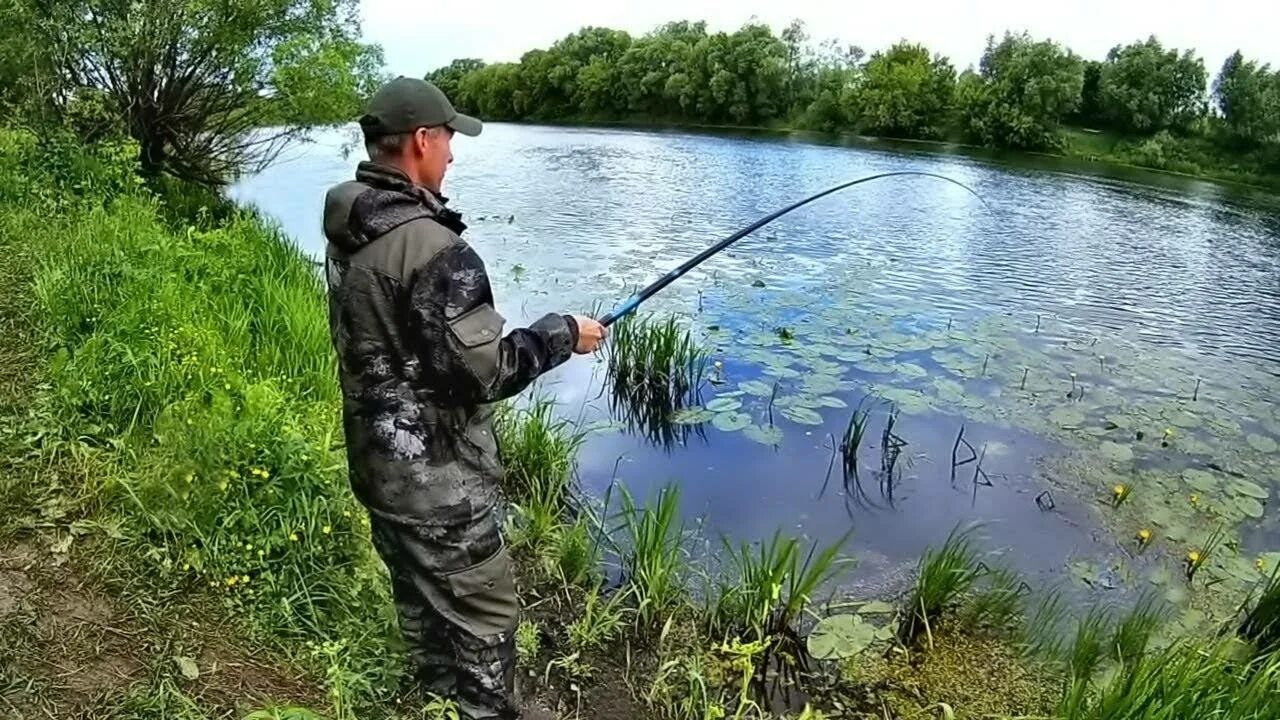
[323, 77, 607, 719]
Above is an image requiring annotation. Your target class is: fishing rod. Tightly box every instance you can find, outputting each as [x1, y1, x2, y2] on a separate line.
[599, 171, 985, 326]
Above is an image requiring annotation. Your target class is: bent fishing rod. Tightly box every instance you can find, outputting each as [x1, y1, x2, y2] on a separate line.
[599, 171, 985, 326]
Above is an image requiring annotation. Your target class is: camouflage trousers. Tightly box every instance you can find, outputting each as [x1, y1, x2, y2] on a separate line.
[370, 504, 521, 720]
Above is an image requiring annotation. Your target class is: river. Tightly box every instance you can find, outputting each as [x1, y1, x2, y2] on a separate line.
[232, 123, 1280, 612]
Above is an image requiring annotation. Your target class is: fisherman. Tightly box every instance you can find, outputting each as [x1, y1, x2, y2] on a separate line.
[322, 76, 607, 719]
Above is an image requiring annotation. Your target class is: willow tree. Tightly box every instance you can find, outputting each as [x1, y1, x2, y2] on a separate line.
[24, 0, 382, 185]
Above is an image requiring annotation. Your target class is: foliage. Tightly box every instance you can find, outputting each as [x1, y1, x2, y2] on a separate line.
[898, 526, 985, 645]
[612, 484, 689, 628]
[0, 0, 383, 184]
[855, 42, 955, 139]
[1214, 51, 1280, 146]
[1098, 37, 1206, 133]
[957, 32, 1084, 149]
[1, 129, 400, 715]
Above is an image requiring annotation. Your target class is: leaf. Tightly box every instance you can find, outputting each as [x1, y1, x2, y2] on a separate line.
[173, 656, 199, 680]
[781, 406, 824, 426]
[1236, 496, 1265, 519]
[670, 407, 715, 425]
[1231, 479, 1269, 500]
[1168, 410, 1200, 428]
[1100, 441, 1134, 464]
[743, 424, 784, 446]
[807, 614, 876, 660]
[705, 397, 743, 413]
[1050, 406, 1087, 429]
[711, 411, 752, 432]
[858, 600, 896, 615]
[811, 396, 848, 409]
[1183, 469, 1217, 493]
[893, 362, 928, 380]
[740, 380, 774, 397]
[1246, 434, 1278, 453]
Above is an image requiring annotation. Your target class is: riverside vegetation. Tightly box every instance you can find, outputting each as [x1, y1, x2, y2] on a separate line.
[430, 23, 1280, 188]
[2, 130, 1279, 718]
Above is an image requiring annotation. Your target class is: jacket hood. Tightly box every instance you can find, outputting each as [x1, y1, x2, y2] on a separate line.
[324, 162, 466, 254]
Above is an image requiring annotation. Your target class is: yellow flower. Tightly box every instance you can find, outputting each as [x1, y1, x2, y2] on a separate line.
[1164, 428, 1173, 437]
[182, 563, 191, 571]
[225, 576, 238, 586]
[219, 481, 228, 492]
[1137, 528, 1152, 544]
[1257, 558, 1267, 572]
[1189, 493, 1199, 504]
[1112, 484, 1127, 497]
[185, 473, 194, 483]
[343, 510, 352, 518]
[257, 549, 265, 558]
[322, 525, 332, 535]
[261, 470, 270, 479]
[240, 574, 250, 584]
[1187, 550, 1202, 565]
[714, 360, 723, 369]
[289, 532, 299, 542]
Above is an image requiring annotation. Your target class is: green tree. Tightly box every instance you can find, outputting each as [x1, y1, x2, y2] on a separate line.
[12, 0, 382, 184]
[429, 58, 487, 111]
[856, 42, 955, 139]
[1213, 51, 1280, 145]
[272, 35, 386, 127]
[1098, 37, 1206, 133]
[959, 32, 1084, 149]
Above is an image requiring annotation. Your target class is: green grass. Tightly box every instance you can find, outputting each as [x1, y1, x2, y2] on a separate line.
[1240, 567, 1280, 654]
[605, 314, 708, 446]
[611, 484, 689, 628]
[898, 526, 985, 646]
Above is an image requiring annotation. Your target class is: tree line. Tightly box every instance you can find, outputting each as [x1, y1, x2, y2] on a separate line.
[429, 21, 1280, 169]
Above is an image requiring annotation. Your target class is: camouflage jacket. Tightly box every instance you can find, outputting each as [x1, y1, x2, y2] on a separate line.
[323, 162, 578, 526]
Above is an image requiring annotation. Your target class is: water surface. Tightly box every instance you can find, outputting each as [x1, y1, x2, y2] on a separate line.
[232, 124, 1280, 612]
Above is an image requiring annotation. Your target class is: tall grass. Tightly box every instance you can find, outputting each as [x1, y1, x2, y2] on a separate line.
[1240, 567, 1280, 654]
[612, 484, 689, 628]
[3, 131, 398, 710]
[1057, 642, 1280, 720]
[898, 526, 985, 645]
[605, 314, 708, 446]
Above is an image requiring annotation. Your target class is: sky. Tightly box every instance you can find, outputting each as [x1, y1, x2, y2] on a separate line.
[361, 0, 1279, 79]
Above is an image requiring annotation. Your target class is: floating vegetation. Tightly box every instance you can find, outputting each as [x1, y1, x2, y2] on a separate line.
[605, 314, 708, 447]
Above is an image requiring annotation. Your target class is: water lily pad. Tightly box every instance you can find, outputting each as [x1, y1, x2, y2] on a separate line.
[858, 359, 895, 374]
[781, 406, 824, 426]
[811, 396, 848, 409]
[705, 397, 743, 413]
[893, 363, 928, 380]
[1183, 469, 1217, 493]
[711, 411, 752, 432]
[1100, 442, 1134, 464]
[1236, 496, 1265, 519]
[1232, 479, 1269, 500]
[858, 600, 896, 615]
[740, 380, 775, 397]
[933, 378, 966, 403]
[1246, 434, 1278, 453]
[807, 614, 876, 660]
[743, 424, 784, 446]
[762, 365, 801, 379]
[1168, 410, 1200, 428]
[670, 407, 715, 425]
[1050, 406, 1087, 429]
[803, 374, 846, 395]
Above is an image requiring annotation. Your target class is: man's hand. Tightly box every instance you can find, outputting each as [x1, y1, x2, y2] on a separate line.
[572, 315, 608, 354]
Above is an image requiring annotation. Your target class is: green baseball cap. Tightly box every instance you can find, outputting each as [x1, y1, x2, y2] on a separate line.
[360, 76, 482, 138]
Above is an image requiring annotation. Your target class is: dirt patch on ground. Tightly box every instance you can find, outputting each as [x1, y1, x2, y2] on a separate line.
[0, 538, 322, 719]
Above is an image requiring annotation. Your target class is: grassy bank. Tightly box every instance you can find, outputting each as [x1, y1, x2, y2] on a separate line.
[2, 127, 1279, 720]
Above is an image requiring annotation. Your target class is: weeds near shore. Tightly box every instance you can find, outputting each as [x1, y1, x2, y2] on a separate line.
[605, 314, 708, 446]
[613, 484, 689, 628]
[899, 526, 985, 646]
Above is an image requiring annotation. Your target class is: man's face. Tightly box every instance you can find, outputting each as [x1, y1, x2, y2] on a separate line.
[412, 126, 454, 193]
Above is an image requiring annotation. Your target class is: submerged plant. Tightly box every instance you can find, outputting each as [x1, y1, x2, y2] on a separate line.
[605, 313, 708, 447]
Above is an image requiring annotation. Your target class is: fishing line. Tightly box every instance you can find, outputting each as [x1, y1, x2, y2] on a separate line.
[600, 171, 986, 326]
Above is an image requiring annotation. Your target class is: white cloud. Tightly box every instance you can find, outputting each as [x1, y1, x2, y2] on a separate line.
[362, 0, 1279, 80]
